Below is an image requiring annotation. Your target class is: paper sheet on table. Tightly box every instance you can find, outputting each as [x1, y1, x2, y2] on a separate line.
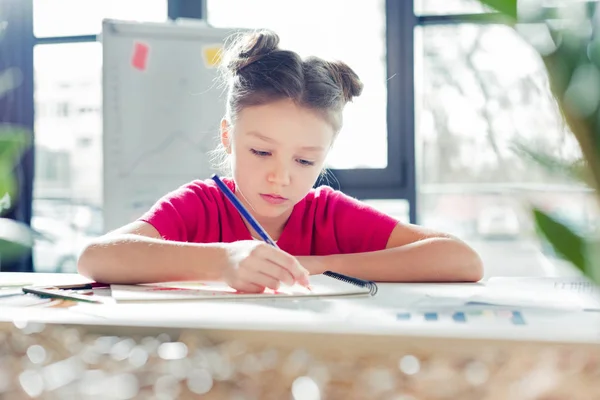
[379, 283, 488, 309]
[486, 276, 599, 294]
[404, 278, 600, 311]
[466, 277, 600, 310]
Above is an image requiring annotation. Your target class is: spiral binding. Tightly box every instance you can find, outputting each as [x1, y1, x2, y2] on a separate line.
[323, 271, 378, 296]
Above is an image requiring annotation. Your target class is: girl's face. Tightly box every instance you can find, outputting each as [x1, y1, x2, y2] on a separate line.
[221, 99, 335, 221]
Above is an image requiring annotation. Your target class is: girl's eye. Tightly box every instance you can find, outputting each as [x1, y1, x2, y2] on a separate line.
[250, 148, 314, 166]
[297, 159, 315, 166]
[250, 149, 271, 157]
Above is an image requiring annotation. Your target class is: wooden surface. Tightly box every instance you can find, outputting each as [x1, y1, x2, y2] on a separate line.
[1, 321, 599, 399]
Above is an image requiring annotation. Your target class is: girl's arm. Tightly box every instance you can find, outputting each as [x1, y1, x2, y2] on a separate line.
[299, 223, 484, 282]
[78, 221, 309, 290]
[77, 221, 228, 284]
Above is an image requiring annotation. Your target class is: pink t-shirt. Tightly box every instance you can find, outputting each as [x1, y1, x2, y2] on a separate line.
[139, 178, 398, 256]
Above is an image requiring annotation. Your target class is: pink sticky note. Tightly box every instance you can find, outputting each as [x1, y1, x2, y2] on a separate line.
[131, 42, 149, 71]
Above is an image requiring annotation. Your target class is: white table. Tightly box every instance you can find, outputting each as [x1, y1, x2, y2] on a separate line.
[4, 272, 600, 399]
[1, 272, 600, 344]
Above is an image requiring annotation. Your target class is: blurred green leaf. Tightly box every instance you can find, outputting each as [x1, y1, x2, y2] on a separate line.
[0, 217, 33, 263]
[0, 126, 32, 264]
[533, 208, 586, 273]
[0, 126, 30, 162]
[0, 126, 30, 216]
[477, 0, 517, 19]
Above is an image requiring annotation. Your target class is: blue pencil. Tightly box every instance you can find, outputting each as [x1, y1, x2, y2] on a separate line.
[211, 174, 311, 292]
[211, 174, 278, 247]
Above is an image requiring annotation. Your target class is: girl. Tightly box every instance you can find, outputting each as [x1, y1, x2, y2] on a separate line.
[78, 30, 483, 292]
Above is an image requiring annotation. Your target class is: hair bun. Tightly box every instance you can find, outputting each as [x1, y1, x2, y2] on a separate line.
[325, 60, 363, 102]
[223, 30, 280, 75]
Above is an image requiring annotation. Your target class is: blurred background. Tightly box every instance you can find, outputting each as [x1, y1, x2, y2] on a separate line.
[2, 0, 595, 277]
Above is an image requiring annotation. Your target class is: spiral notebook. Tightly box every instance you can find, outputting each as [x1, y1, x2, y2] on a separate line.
[109, 271, 378, 302]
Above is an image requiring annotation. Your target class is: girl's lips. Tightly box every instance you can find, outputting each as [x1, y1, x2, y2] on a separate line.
[260, 194, 288, 205]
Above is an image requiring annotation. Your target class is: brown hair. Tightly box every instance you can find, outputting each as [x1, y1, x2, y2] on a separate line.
[220, 29, 363, 132]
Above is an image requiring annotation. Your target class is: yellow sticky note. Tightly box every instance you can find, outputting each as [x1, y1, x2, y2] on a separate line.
[202, 45, 223, 68]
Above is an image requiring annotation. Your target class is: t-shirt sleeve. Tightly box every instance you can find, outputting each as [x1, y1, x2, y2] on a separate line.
[138, 181, 212, 242]
[329, 189, 399, 253]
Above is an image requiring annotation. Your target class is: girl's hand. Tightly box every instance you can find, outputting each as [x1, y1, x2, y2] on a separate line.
[222, 241, 310, 293]
[295, 256, 327, 275]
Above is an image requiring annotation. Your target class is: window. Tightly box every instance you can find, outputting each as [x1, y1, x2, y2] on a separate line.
[31, 1, 168, 273]
[33, 0, 167, 37]
[414, 0, 491, 15]
[35, 147, 70, 183]
[57, 102, 70, 117]
[415, 24, 580, 191]
[414, 15, 597, 277]
[206, 0, 388, 170]
[34, 42, 102, 206]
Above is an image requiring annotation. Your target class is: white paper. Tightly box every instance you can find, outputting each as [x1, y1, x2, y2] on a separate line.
[110, 274, 371, 302]
[468, 277, 600, 311]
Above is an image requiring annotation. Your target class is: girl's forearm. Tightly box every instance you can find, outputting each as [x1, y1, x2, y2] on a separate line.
[300, 238, 483, 282]
[78, 234, 227, 284]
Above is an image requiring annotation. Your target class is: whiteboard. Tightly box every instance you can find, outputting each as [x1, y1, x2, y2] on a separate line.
[102, 19, 241, 232]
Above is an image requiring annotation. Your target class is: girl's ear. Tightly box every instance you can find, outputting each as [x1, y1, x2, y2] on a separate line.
[220, 118, 232, 154]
